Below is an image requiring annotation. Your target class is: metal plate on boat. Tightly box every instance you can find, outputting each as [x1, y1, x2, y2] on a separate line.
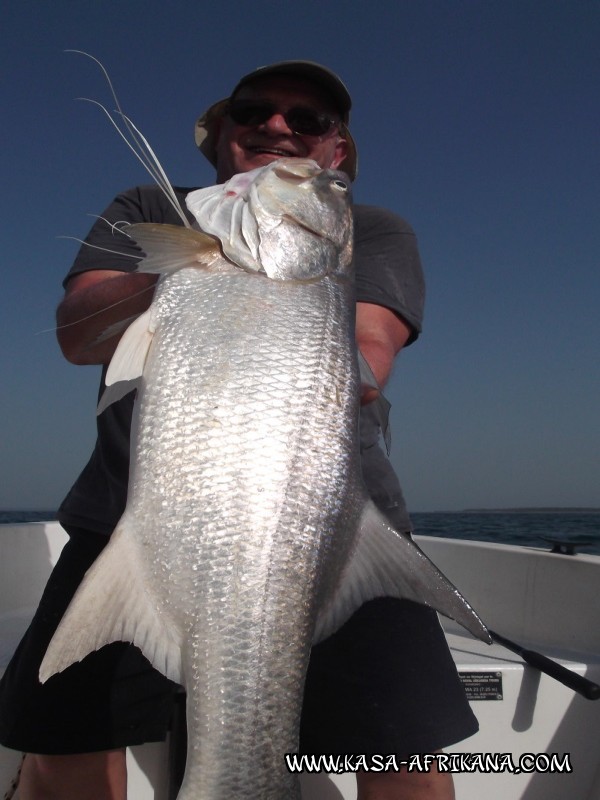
[459, 671, 503, 700]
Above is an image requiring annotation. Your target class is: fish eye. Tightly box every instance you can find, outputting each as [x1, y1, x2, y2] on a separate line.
[332, 180, 348, 192]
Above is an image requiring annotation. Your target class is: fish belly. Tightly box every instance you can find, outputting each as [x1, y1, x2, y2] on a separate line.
[126, 266, 359, 798]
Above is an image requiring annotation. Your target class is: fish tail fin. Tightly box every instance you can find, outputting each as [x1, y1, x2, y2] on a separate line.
[39, 521, 183, 685]
[314, 500, 490, 644]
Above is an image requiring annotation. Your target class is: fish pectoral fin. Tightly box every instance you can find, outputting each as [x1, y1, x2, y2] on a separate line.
[92, 314, 142, 346]
[314, 500, 491, 645]
[357, 351, 392, 455]
[39, 522, 183, 685]
[128, 222, 221, 274]
[97, 378, 139, 416]
[97, 307, 154, 414]
[94, 314, 149, 413]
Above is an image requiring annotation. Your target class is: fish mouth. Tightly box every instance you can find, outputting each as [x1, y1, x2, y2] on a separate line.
[281, 213, 341, 252]
[282, 213, 323, 236]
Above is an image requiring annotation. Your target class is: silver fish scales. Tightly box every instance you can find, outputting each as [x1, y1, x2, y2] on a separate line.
[41, 159, 489, 799]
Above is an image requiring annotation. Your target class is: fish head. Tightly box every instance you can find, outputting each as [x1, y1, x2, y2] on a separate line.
[254, 159, 354, 281]
[185, 159, 353, 281]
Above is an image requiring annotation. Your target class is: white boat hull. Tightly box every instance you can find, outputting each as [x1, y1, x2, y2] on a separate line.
[1, 522, 599, 799]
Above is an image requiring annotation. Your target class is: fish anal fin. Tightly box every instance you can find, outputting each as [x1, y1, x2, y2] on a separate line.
[39, 522, 183, 685]
[314, 500, 490, 645]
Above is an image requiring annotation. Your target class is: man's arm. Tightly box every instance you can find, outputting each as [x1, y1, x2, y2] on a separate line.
[56, 270, 159, 366]
[356, 301, 412, 404]
[55, 185, 178, 366]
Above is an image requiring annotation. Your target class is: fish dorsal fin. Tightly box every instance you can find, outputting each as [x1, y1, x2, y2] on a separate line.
[127, 222, 221, 274]
[314, 500, 490, 645]
[39, 520, 184, 685]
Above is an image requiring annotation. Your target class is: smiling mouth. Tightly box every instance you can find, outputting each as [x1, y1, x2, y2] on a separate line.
[248, 145, 298, 157]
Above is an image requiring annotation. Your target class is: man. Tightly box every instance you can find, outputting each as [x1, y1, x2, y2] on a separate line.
[0, 62, 477, 799]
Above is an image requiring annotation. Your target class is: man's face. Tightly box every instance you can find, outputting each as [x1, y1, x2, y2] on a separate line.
[215, 76, 348, 182]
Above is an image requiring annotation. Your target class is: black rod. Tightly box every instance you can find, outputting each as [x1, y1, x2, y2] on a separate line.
[489, 629, 600, 701]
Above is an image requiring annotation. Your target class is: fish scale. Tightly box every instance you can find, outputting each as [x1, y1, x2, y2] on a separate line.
[125, 265, 358, 797]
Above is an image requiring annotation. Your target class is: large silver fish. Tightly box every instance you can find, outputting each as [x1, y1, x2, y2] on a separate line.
[40, 158, 489, 799]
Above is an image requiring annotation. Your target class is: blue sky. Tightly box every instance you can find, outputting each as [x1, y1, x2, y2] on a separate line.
[2, 0, 599, 512]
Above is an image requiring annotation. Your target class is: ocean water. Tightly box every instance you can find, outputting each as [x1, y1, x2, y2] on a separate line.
[2, 509, 600, 555]
[412, 510, 600, 555]
[0, 511, 57, 524]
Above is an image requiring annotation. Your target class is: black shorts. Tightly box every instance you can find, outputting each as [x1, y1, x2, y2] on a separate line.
[0, 526, 477, 756]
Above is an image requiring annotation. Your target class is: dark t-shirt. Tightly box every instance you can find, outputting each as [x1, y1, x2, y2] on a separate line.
[58, 185, 425, 534]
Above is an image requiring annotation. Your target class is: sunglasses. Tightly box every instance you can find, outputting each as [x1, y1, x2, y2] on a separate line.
[227, 100, 339, 137]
